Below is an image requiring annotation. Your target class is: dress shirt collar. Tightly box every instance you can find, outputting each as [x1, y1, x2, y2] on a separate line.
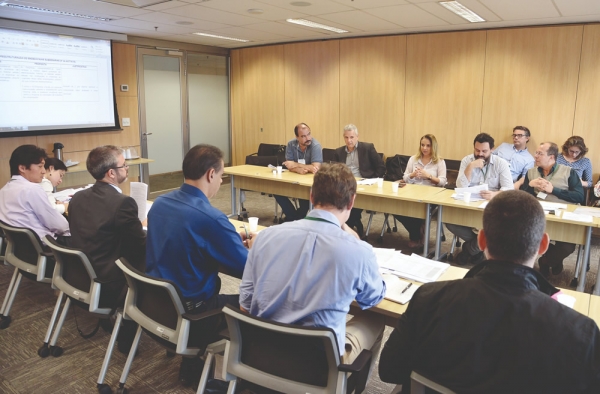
[180, 182, 209, 203]
[345, 141, 359, 154]
[537, 163, 558, 177]
[512, 144, 528, 153]
[108, 183, 122, 193]
[306, 209, 342, 228]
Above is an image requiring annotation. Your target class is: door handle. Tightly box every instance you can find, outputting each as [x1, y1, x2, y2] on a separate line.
[142, 132, 153, 136]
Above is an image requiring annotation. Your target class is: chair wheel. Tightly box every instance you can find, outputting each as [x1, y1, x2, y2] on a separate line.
[242, 212, 248, 218]
[377, 237, 383, 244]
[0, 315, 11, 329]
[237, 215, 243, 221]
[50, 345, 64, 357]
[447, 254, 454, 262]
[386, 227, 392, 234]
[441, 234, 446, 243]
[116, 387, 129, 394]
[97, 383, 113, 394]
[38, 344, 50, 358]
[569, 278, 579, 288]
[392, 226, 398, 232]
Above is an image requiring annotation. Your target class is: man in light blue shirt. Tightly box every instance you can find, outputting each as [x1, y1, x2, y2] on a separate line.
[274, 123, 323, 221]
[492, 126, 534, 182]
[240, 163, 385, 369]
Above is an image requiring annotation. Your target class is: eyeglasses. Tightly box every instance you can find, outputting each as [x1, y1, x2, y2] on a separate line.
[568, 149, 581, 156]
[512, 134, 526, 138]
[113, 163, 129, 170]
[534, 151, 547, 156]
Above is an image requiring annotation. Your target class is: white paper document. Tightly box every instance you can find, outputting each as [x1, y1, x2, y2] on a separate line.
[378, 253, 450, 283]
[382, 274, 421, 304]
[539, 201, 568, 211]
[357, 178, 379, 185]
[373, 248, 398, 265]
[560, 211, 593, 223]
[573, 206, 600, 218]
[130, 182, 148, 221]
[453, 184, 489, 201]
[52, 184, 92, 202]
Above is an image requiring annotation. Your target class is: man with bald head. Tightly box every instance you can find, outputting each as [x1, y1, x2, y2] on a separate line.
[274, 123, 323, 221]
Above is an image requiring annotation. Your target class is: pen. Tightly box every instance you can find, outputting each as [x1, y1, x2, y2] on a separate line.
[240, 225, 252, 240]
[401, 283, 412, 294]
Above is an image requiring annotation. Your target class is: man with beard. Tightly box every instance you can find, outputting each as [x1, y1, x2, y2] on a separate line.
[492, 126, 535, 182]
[446, 133, 512, 265]
[68, 145, 146, 354]
[515, 142, 584, 275]
[274, 123, 323, 221]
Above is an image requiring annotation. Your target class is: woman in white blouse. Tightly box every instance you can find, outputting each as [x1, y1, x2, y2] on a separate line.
[395, 134, 447, 248]
[41, 158, 68, 214]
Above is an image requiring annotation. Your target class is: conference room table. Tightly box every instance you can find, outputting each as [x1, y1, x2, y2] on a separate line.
[425, 189, 600, 293]
[224, 165, 445, 255]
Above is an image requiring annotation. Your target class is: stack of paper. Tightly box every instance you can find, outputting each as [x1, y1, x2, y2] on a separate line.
[382, 274, 420, 304]
[52, 184, 93, 202]
[452, 184, 488, 201]
[130, 182, 149, 221]
[376, 249, 450, 283]
[357, 178, 379, 186]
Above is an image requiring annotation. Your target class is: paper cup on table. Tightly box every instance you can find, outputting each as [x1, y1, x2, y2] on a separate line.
[463, 192, 471, 203]
[391, 182, 399, 193]
[377, 178, 384, 188]
[276, 166, 282, 174]
[248, 217, 259, 232]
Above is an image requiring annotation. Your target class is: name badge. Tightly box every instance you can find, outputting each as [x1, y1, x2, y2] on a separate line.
[537, 192, 547, 200]
[298, 159, 306, 165]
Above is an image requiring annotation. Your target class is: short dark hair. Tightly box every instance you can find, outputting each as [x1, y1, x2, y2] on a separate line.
[182, 144, 223, 180]
[473, 133, 495, 150]
[9, 145, 47, 176]
[44, 158, 68, 172]
[561, 136, 588, 159]
[87, 145, 122, 180]
[513, 126, 531, 138]
[312, 163, 357, 210]
[483, 190, 545, 265]
[544, 142, 559, 161]
[294, 123, 310, 137]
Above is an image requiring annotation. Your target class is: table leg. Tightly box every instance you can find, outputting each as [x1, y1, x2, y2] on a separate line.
[435, 206, 443, 260]
[229, 175, 237, 218]
[577, 226, 592, 293]
[423, 204, 431, 256]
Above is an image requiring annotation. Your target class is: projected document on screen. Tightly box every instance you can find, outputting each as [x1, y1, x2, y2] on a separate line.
[0, 27, 117, 134]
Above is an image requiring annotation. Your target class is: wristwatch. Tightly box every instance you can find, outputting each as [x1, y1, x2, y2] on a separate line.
[428, 174, 433, 180]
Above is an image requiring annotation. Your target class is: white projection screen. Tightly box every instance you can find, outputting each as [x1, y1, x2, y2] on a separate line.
[0, 27, 119, 137]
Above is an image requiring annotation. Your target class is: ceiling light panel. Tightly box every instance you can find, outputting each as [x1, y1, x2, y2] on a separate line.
[0, 2, 113, 21]
[286, 18, 348, 33]
[439, 1, 485, 22]
[193, 32, 250, 42]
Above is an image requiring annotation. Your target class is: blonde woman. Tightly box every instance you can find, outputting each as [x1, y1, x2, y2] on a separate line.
[395, 134, 446, 248]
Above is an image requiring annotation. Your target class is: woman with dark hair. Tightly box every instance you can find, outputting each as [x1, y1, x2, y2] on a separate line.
[557, 136, 592, 188]
[394, 134, 446, 248]
[41, 157, 68, 214]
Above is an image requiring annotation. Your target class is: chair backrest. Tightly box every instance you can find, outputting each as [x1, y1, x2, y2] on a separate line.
[245, 155, 279, 167]
[257, 143, 285, 158]
[410, 371, 456, 394]
[322, 148, 337, 164]
[444, 159, 461, 189]
[222, 305, 345, 394]
[384, 154, 410, 181]
[0, 220, 49, 282]
[44, 236, 110, 315]
[115, 258, 199, 356]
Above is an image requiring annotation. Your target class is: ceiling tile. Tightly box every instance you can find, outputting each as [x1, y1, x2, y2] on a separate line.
[199, 0, 308, 21]
[554, 0, 600, 17]
[241, 21, 328, 38]
[416, 2, 476, 24]
[107, 17, 199, 34]
[208, 26, 289, 41]
[317, 10, 401, 31]
[459, 0, 501, 22]
[162, 3, 265, 25]
[330, 0, 409, 8]
[15, 0, 153, 18]
[132, 11, 229, 30]
[255, 0, 354, 15]
[365, 4, 449, 27]
[480, 0, 559, 20]
[143, 0, 191, 11]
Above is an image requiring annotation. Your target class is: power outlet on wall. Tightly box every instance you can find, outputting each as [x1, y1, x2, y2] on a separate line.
[122, 118, 131, 127]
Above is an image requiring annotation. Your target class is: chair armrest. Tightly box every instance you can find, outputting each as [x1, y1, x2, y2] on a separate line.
[182, 307, 223, 322]
[338, 349, 372, 373]
[41, 251, 54, 258]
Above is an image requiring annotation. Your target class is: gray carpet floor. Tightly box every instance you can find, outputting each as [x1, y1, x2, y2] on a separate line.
[0, 179, 598, 393]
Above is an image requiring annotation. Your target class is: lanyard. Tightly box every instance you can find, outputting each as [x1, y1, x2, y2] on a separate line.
[303, 216, 338, 226]
[479, 163, 490, 185]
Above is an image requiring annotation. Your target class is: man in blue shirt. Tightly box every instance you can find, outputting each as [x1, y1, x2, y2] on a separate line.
[146, 144, 252, 386]
[274, 123, 323, 221]
[492, 125, 534, 182]
[240, 163, 386, 370]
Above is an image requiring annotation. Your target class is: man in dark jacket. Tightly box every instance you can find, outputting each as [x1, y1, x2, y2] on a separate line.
[379, 190, 600, 394]
[334, 124, 385, 238]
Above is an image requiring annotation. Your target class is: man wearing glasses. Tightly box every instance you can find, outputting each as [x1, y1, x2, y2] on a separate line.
[69, 145, 146, 354]
[515, 142, 584, 276]
[492, 126, 534, 183]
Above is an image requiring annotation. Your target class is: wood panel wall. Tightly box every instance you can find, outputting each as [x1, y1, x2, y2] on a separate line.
[230, 24, 600, 183]
[0, 42, 141, 190]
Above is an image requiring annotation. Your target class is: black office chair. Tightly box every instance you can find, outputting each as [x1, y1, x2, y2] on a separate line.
[410, 371, 456, 394]
[219, 305, 372, 394]
[39, 235, 114, 358]
[322, 148, 336, 164]
[0, 220, 54, 329]
[97, 258, 224, 394]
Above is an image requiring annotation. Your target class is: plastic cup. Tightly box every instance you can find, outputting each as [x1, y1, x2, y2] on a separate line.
[391, 182, 399, 193]
[463, 192, 471, 203]
[248, 217, 259, 232]
[276, 166, 282, 174]
[377, 178, 384, 188]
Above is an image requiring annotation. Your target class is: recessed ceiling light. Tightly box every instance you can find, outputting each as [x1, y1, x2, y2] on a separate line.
[286, 18, 348, 34]
[247, 8, 264, 14]
[290, 2, 311, 6]
[193, 32, 250, 43]
[0, 2, 113, 21]
[439, 1, 485, 23]
[175, 21, 193, 25]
